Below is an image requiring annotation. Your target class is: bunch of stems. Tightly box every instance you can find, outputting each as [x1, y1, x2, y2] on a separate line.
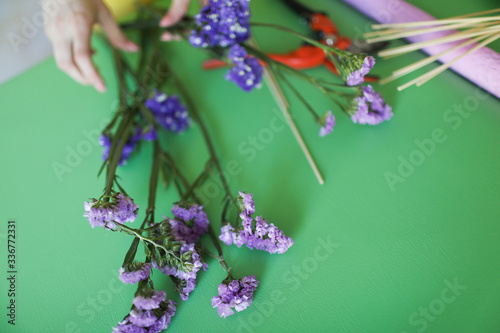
[364, 8, 500, 90]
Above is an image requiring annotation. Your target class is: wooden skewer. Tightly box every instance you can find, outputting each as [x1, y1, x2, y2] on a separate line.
[379, 34, 487, 85]
[366, 19, 493, 43]
[372, 14, 500, 30]
[415, 32, 500, 87]
[247, 39, 324, 185]
[433, 8, 500, 20]
[378, 24, 500, 58]
[396, 32, 500, 90]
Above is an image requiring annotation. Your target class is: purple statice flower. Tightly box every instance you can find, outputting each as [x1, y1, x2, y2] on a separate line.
[351, 85, 393, 125]
[220, 192, 293, 254]
[112, 319, 147, 333]
[225, 44, 263, 92]
[238, 191, 255, 215]
[133, 289, 166, 310]
[114, 193, 139, 224]
[347, 56, 375, 86]
[119, 263, 152, 284]
[83, 202, 109, 228]
[141, 126, 157, 141]
[147, 300, 177, 333]
[99, 127, 144, 166]
[83, 193, 138, 229]
[169, 204, 210, 244]
[113, 300, 176, 332]
[211, 275, 259, 318]
[153, 243, 205, 301]
[145, 92, 190, 134]
[128, 309, 158, 328]
[219, 224, 235, 246]
[337, 54, 375, 86]
[319, 110, 336, 137]
[231, 216, 294, 254]
[190, 0, 251, 48]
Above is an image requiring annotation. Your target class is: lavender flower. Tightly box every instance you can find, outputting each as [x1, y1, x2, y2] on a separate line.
[225, 44, 263, 92]
[83, 193, 138, 229]
[211, 275, 259, 318]
[147, 300, 177, 333]
[99, 132, 138, 166]
[145, 92, 190, 134]
[219, 192, 294, 254]
[128, 309, 158, 327]
[238, 191, 255, 215]
[119, 263, 152, 284]
[141, 126, 157, 141]
[114, 300, 176, 332]
[219, 224, 235, 246]
[319, 110, 336, 137]
[351, 85, 393, 125]
[337, 54, 375, 86]
[231, 216, 294, 254]
[153, 243, 205, 301]
[169, 204, 210, 244]
[133, 289, 166, 310]
[190, 0, 251, 48]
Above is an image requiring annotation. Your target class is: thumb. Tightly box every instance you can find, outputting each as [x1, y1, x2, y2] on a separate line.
[160, 0, 190, 27]
[97, 2, 139, 52]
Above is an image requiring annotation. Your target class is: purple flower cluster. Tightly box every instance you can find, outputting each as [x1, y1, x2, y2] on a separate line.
[169, 204, 210, 244]
[153, 243, 206, 301]
[219, 192, 294, 254]
[119, 263, 152, 284]
[351, 85, 393, 125]
[189, 0, 251, 48]
[319, 110, 336, 137]
[84, 193, 138, 229]
[100, 126, 157, 166]
[211, 275, 259, 318]
[346, 56, 376, 86]
[113, 299, 176, 333]
[133, 289, 166, 310]
[225, 44, 263, 92]
[145, 92, 190, 134]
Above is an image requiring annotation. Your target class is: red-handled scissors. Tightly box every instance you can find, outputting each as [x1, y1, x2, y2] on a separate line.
[202, 0, 388, 82]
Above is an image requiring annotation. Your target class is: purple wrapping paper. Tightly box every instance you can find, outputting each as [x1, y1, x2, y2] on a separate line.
[342, 0, 500, 99]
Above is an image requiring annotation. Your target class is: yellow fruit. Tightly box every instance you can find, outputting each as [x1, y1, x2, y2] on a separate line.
[103, 0, 155, 20]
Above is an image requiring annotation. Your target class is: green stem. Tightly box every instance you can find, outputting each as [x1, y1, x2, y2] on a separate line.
[276, 69, 321, 122]
[160, 56, 238, 207]
[180, 160, 214, 202]
[250, 22, 347, 56]
[116, 222, 183, 262]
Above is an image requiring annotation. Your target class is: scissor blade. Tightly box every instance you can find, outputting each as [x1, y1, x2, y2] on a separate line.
[347, 39, 389, 54]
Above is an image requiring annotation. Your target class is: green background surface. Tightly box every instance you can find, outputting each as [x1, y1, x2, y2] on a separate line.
[1, 0, 500, 332]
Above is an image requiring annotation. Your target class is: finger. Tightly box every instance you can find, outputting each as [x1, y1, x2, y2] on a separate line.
[160, 32, 183, 42]
[97, 2, 138, 52]
[160, 0, 190, 27]
[200, 0, 209, 6]
[72, 13, 106, 92]
[50, 33, 87, 85]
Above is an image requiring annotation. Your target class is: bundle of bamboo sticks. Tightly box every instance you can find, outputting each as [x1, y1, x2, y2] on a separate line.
[364, 8, 500, 91]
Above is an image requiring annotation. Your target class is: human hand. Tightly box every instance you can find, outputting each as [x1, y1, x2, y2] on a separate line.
[42, 0, 139, 92]
[159, 0, 208, 41]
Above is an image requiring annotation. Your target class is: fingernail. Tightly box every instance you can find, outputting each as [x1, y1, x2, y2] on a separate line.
[159, 17, 170, 27]
[95, 81, 106, 93]
[124, 41, 138, 52]
[160, 33, 171, 41]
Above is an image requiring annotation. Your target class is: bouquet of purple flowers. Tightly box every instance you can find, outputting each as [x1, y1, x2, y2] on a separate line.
[83, 1, 393, 331]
